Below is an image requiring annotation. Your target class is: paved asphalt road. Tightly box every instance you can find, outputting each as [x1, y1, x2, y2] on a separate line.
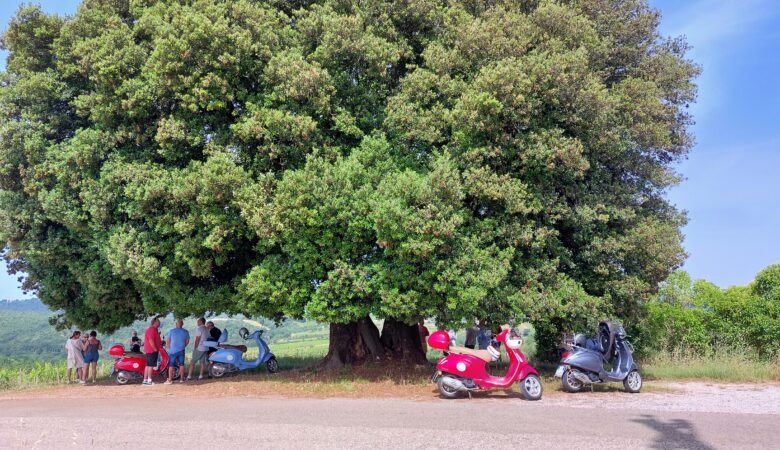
[1, 396, 778, 449]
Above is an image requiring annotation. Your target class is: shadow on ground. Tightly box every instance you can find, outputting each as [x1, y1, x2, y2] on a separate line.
[632, 415, 715, 450]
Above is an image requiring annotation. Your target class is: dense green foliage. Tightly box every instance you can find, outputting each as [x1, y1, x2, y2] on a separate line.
[0, 0, 697, 356]
[635, 266, 780, 360]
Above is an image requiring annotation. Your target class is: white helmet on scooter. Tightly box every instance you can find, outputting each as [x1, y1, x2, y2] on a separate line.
[506, 337, 523, 350]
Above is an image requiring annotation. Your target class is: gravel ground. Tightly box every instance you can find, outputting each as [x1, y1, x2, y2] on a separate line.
[2, 389, 780, 449]
[538, 381, 780, 415]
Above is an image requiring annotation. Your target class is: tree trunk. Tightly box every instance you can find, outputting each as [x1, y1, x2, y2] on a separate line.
[320, 322, 365, 371]
[319, 316, 385, 370]
[320, 316, 428, 369]
[357, 316, 385, 358]
[380, 317, 429, 365]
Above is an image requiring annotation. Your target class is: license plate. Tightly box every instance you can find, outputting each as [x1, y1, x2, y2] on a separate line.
[554, 365, 564, 378]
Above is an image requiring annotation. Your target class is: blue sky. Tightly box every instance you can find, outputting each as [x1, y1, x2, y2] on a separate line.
[0, 0, 778, 298]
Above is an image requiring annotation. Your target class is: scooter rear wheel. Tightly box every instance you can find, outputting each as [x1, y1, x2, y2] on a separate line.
[562, 368, 585, 393]
[437, 376, 462, 399]
[209, 363, 228, 378]
[115, 371, 131, 385]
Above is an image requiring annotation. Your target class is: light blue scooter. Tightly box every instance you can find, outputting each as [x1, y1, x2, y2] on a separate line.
[207, 327, 279, 378]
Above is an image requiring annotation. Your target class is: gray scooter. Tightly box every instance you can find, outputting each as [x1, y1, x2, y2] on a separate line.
[554, 321, 642, 393]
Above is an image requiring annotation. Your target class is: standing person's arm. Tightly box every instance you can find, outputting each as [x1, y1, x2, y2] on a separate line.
[156, 329, 163, 351]
[97, 339, 103, 351]
[81, 339, 88, 351]
[193, 331, 201, 351]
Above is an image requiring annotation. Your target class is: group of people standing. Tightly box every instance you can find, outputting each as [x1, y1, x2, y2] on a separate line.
[65, 330, 103, 384]
[64, 317, 224, 385]
[135, 316, 223, 385]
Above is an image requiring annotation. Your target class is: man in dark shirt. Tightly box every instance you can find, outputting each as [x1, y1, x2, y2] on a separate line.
[465, 324, 479, 349]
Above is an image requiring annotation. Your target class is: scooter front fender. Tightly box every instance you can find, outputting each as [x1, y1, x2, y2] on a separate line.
[517, 364, 539, 381]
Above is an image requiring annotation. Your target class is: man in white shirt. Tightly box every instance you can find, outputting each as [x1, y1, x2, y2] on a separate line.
[187, 317, 210, 381]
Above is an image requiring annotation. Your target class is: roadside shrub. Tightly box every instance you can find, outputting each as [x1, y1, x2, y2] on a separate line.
[635, 267, 780, 360]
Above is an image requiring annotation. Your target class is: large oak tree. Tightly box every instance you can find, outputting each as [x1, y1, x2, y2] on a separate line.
[0, 0, 697, 365]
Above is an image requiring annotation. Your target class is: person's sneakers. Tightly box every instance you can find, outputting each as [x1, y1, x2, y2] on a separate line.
[179, 378, 185, 384]
[142, 380, 155, 386]
[65, 380, 70, 385]
[78, 380, 86, 385]
[198, 375, 204, 380]
[164, 380, 173, 385]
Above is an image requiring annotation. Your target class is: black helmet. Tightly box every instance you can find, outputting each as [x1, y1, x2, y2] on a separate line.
[598, 321, 620, 361]
[239, 327, 249, 339]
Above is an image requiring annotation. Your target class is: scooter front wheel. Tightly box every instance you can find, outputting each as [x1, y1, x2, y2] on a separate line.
[519, 374, 543, 401]
[623, 370, 642, 393]
[265, 357, 279, 374]
[562, 368, 585, 393]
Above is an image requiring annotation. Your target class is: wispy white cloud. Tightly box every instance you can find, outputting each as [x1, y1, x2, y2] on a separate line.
[663, 0, 776, 48]
[654, 0, 780, 123]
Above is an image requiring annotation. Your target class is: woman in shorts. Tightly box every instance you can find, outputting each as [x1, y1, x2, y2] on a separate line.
[82, 330, 103, 383]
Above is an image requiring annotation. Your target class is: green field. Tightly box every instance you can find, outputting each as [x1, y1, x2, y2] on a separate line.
[0, 337, 332, 390]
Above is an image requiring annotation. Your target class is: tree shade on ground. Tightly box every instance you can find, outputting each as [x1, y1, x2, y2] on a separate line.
[0, 0, 698, 366]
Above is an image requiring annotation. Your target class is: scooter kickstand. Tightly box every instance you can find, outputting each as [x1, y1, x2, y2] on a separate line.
[467, 390, 472, 399]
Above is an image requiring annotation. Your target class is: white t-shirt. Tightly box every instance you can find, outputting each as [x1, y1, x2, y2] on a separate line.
[195, 325, 210, 351]
[66, 338, 85, 367]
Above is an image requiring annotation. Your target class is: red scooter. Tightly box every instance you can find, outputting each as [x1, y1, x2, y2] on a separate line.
[428, 328, 543, 400]
[108, 344, 178, 384]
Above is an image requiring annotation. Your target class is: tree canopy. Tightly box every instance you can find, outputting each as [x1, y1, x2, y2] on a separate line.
[0, 0, 697, 360]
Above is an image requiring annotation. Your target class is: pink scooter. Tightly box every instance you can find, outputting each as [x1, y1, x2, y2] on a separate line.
[428, 328, 543, 400]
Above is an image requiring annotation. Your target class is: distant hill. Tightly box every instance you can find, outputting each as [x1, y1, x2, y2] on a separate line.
[0, 299, 328, 365]
[0, 298, 50, 312]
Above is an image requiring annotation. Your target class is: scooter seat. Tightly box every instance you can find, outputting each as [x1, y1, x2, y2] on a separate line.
[447, 346, 494, 363]
[219, 344, 248, 353]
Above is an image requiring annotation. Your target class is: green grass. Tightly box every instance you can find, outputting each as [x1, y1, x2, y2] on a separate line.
[245, 338, 329, 370]
[0, 361, 113, 390]
[642, 351, 780, 382]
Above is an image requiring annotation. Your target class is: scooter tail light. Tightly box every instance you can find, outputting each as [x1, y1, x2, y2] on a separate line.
[561, 351, 570, 359]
